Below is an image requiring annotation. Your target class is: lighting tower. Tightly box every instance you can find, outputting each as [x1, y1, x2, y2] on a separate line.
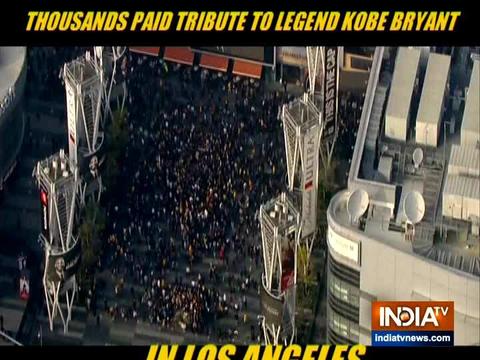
[305, 46, 340, 168]
[306, 46, 324, 98]
[259, 192, 301, 345]
[281, 96, 321, 279]
[64, 52, 104, 204]
[93, 46, 127, 117]
[34, 149, 81, 333]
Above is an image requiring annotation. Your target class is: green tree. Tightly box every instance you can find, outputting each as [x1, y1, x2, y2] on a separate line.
[79, 198, 106, 281]
[105, 108, 128, 189]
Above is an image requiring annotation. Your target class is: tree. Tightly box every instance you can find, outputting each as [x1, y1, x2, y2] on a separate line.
[104, 108, 128, 189]
[79, 198, 106, 285]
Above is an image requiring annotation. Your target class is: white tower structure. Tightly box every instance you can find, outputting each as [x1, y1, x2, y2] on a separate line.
[259, 192, 301, 345]
[34, 150, 81, 333]
[282, 96, 321, 279]
[93, 46, 127, 117]
[306, 46, 324, 97]
[64, 52, 104, 204]
[281, 46, 340, 278]
[305, 46, 340, 167]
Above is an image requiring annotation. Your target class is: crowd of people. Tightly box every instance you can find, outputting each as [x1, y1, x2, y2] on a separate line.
[336, 91, 364, 161]
[100, 52, 289, 338]
[27, 47, 87, 101]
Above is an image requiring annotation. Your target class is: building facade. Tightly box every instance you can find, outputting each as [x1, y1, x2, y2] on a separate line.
[0, 47, 27, 191]
[326, 47, 480, 345]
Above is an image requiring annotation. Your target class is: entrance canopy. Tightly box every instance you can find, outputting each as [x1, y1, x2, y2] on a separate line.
[199, 53, 229, 72]
[163, 47, 195, 66]
[232, 60, 263, 79]
[129, 47, 161, 56]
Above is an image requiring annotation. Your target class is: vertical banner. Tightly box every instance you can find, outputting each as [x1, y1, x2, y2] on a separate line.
[281, 240, 295, 292]
[46, 240, 81, 284]
[81, 146, 106, 184]
[40, 187, 49, 238]
[301, 124, 319, 238]
[281, 270, 295, 292]
[65, 80, 77, 167]
[260, 286, 283, 329]
[323, 46, 339, 140]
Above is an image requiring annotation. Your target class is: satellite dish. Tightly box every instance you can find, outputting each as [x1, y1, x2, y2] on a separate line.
[347, 189, 369, 223]
[413, 148, 424, 169]
[404, 191, 425, 224]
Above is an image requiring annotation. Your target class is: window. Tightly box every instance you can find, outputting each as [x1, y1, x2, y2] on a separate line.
[329, 271, 360, 308]
[328, 310, 360, 342]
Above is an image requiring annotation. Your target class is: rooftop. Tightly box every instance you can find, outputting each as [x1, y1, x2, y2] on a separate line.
[261, 193, 299, 233]
[283, 96, 321, 129]
[341, 47, 480, 277]
[64, 54, 100, 88]
[462, 59, 479, 139]
[385, 47, 420, 122]
[36, 150, 75, 185]
[0, 47, 26, 105]
[448, 144, 480, 177]
[416, 52, 451, 125]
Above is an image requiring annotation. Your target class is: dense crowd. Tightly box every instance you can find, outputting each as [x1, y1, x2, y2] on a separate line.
[101, 52, 288, 337]
[27, 47, 87, 101]
[337, 91, 364, 160]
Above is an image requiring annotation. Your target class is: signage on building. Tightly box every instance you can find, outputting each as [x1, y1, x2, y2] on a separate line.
[66, 81, 77, 165]
[278, 46, 307, 67]
[40, 188, 49, 237]
[281, 242, 295, 293]
[301, 125, 319, 238]
[46, 239, 81, 284]
[323, 46, 339, 140]
[81, 145, 106, 184]
[260, 286, 283, 328]
[327, 227, 360, 264]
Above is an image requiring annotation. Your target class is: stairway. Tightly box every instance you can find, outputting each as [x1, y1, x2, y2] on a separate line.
[423, 167, 444, 224]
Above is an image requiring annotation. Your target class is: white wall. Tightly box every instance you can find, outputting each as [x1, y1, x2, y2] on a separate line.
[416, 122, 439, 147]
[358, 233, 480, 345]
[461, 130, 480, 147]
[385, 114, 407, 141]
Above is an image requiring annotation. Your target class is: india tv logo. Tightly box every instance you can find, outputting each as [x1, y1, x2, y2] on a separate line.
[371, 301, 454, 346]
